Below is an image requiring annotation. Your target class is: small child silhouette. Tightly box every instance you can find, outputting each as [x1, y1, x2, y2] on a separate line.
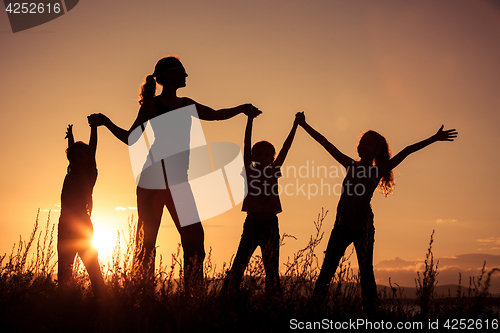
[222, 112, 301, 295]
[57, 124, 105, 297]
[296, 112, 457, 313]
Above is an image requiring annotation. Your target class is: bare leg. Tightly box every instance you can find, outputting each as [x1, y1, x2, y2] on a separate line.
[165, 186, 205, 295]
[135, 187, 165, 278]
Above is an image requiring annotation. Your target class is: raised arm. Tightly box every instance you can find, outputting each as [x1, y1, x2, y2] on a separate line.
[380, 125, 458, 175]
[65, 124, 74, 148]
[297, 113, 353, 168]
[243, 114, 255, 168]
[273, 112, 300, 167]
[88, 122, 98, 158]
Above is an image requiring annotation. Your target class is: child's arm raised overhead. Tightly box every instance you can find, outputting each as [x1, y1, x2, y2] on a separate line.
[380, 125, 458, 175]
[273, 112, 300, 167]
[297, 113, 353, 168]
[65, 124, 74, 148]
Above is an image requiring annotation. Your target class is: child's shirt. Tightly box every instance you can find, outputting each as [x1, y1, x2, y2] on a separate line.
[335, 162, 379, 230]
[60, 160, 97, 217]
[242, 163, 282, 215]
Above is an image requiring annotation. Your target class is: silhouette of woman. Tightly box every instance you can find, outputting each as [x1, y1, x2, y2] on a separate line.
[88, 56, 261, 292]
[296, 112, 457, 313]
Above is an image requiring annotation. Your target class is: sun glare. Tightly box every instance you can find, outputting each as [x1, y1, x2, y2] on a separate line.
[92, 224, 117, 259]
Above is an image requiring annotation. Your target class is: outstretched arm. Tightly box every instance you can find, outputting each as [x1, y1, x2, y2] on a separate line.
[186, 97, 262, 121]
[88, 98, 155, 145]
[380, 125, 458, 175]
[297, 113, 353, 168]
[65, 124, 74, 148]
[273, 112, 301, 167]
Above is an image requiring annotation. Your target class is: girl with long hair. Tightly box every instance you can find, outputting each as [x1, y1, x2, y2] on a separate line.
[296, 113, 457, 313]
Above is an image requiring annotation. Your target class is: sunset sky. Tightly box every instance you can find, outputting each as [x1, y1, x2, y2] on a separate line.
[1, 0, 500, 292]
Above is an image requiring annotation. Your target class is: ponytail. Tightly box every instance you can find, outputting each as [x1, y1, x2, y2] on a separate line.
[139, 56, 182, 104]
[139, 75, 156, 105]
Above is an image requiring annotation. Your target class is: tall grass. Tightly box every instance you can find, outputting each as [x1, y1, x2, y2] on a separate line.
[415, 229, 439, 318]
[0, 209, 499, 332]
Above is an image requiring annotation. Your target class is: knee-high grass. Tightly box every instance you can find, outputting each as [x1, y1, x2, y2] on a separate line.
[0, 208, 499, 332]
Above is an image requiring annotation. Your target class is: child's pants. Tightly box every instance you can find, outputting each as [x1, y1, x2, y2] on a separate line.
[314, 223, 377, 310]
[223, 215, 280, 295]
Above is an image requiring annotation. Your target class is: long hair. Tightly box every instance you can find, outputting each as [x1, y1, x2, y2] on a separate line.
[359, 130, 395, 196]
[139, 55, 182, 105]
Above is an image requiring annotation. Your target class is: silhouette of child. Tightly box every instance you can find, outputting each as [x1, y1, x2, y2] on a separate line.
[58, 124, 105, 297]
[222, 112, 302, 295]
[296, 112, 457, 313]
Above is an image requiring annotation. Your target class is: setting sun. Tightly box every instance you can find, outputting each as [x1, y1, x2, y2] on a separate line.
[1, 0, 500, 330]
[92, 224, 118, 260]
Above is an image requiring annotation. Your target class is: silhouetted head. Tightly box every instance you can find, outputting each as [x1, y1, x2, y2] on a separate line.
[152, 56, 187, 87]
[251, 141, 276, 167]
[139, 55, 188, 104]
[357, 130, 388, 161]
[66, 141, 90, 172]
[357, 130, 394, 196]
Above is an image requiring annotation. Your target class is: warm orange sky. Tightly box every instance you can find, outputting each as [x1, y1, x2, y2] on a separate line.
[1, 0, 500, 291]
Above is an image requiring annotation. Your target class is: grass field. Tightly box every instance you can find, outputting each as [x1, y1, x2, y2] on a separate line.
[1, 209, 499, 332]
